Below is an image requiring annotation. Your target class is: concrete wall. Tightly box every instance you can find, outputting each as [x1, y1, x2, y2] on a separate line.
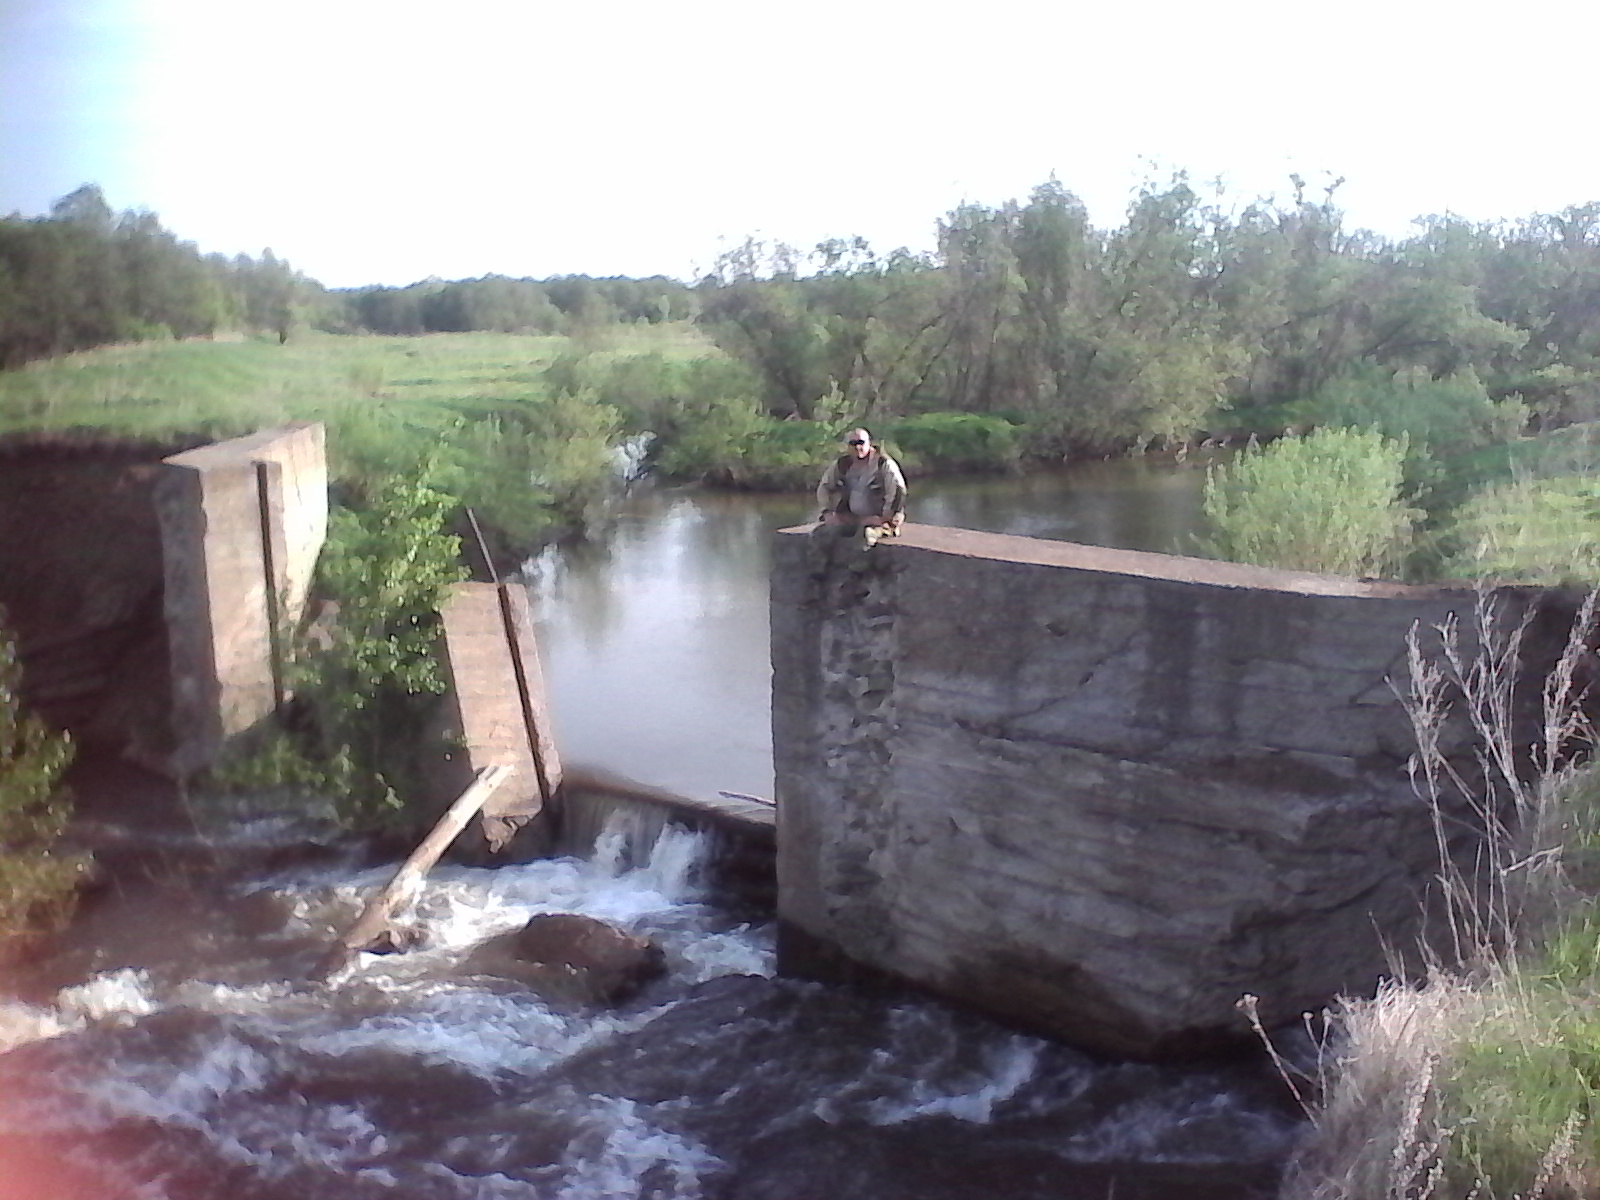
[772, 523, 1557, 1058]
[0, 436, 201, 764]
[427, 582, 563, 855]
[156, 423, 326, 776]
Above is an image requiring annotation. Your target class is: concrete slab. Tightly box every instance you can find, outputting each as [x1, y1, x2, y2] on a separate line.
[428, 582, 562, 852]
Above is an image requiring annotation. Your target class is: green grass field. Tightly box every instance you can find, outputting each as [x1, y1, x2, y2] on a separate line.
[0, 325, 711, 475]
[0, 325, 721, 545]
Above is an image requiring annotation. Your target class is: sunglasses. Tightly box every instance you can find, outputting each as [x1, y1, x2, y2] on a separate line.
[847, 439, 867, 446]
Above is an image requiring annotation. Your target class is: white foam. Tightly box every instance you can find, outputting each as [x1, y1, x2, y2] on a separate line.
[263, 820, 721, 962]
[667, 924, 775, 984]
[0, 997, 71, 1051]
[552, 1096, 721, 1200]
[1056, 1087, 1299, 1162]
[863, 1036, 1042, 1124]
[291, 987, 619, 1078]
[57, 968, 159, 1023]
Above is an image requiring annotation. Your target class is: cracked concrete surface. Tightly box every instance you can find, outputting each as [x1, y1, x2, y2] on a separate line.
[772, 522, 1567, 1058]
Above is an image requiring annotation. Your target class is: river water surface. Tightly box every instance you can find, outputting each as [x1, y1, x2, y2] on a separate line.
[0, 456, 1304, 1200]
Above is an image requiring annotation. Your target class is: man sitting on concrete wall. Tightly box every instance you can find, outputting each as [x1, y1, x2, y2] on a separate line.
[814, 428, 907, 547]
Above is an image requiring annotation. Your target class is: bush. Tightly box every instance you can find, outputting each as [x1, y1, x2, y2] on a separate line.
[438, 390, 621, 548]
[1200, 428, 1420, 577]
[881, 412, 1020, 473]
[1443, 474, 1600, 585]
[1299, 365, 1522, 465]
[0, 619, 81, 959]
[296, 474, 469, 829]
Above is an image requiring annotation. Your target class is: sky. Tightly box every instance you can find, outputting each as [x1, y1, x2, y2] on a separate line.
[3, 0, 1598, 290]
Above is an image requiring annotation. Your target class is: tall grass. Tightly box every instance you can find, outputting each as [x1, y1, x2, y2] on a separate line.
[1201, 428, 1420, 577]
[1283, 592, 1600, 1200]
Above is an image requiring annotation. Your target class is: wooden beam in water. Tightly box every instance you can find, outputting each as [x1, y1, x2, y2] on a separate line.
[311, 762, 513, 981]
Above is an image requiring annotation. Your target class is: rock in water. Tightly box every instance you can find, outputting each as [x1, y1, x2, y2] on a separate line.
[463, 914, 665, 1005]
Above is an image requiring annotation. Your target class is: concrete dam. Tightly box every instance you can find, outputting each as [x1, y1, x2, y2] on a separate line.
[771, 524, 1566, 1058]
[3, 423, 1567, 1061]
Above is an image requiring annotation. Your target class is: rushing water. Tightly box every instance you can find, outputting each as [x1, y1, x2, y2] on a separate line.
[528, 457, 1217, 801]
[0, 456, 1303, 1199]
[0, 818, 1297, 1200]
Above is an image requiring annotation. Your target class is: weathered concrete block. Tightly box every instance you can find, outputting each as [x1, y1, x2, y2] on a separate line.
[773, 522, 1558, 1058]
[426, 582, 562, 854]
[156, 424, 326, 776]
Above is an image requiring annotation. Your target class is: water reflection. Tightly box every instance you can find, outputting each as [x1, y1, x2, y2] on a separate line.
[528, 459, 1217, 802]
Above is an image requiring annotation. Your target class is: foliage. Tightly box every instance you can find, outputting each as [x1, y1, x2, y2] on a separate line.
[0, 185, 328, 366]
[439, 389, 622, 545]
[299, 473, 468, 829]
[0, 618, 81, 956]
[1200, 428, 1420, 577]
[18, 179, 1600, 477]
[1444, 474, 1600, 584]
[654, 411, 837, 489]
[337, 274, 697, 337]
[0, 330, 704, 552]
[883, 411, 1020, 473]
[1300, 365, 1521, 467]
[1282, 595, 1600, 1200]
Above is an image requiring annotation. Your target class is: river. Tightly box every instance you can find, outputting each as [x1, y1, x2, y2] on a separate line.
[0, 455, 1304, 1200]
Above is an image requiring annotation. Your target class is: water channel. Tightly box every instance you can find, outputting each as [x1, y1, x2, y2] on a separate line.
[0, 454, 1305, 1200]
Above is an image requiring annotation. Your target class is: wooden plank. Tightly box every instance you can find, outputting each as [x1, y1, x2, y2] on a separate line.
[311, 762, 512, 980]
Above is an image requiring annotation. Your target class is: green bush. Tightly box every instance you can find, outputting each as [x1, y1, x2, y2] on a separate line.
[298, 474, 469, 829]
[1299, 365, 1522, 464]
[1200, 428, 1420, 577]
[882, 412, 1021, 473]
[653, 404, 836, 489]
[437, 390, 621, 548]
[1443, 474, 1600, 585]
[0, 619, 81, 959]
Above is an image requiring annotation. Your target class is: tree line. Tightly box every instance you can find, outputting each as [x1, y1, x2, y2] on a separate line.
[0, 185, 323, 367]
[697, 177, 1600, 460]
[8, 177, 1600, 471]
[334, 274, 698, 336]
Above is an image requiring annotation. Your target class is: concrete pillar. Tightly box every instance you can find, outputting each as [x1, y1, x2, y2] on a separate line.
[155, 424, 326, 776]
[771, 522, 1567, 1057]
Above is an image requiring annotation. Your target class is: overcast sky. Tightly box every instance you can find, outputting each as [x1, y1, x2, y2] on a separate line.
[4, 0, 1598, 289]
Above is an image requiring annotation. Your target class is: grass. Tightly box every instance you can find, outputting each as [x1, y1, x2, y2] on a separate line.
[1284, 595, 1600, 1200]
[1199, 427, 1421, 577]
[0, 325, 720, 547]
[0, 623, 80, 963]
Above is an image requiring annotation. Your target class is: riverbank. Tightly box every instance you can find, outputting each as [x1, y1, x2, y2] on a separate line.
[0, 331, 1222, 561]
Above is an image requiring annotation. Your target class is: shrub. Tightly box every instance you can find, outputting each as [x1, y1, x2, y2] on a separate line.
[1300, 365, 1522, 465]
[0, 619, 81, 959]
[1200, 428, 1420, 577]
[881, 412, 1021, 473]
[438, 390, 621, 548]
[654, 409, 836, 490]
[1443, 474, 1600, 585]
[296, 473, 468, 829]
